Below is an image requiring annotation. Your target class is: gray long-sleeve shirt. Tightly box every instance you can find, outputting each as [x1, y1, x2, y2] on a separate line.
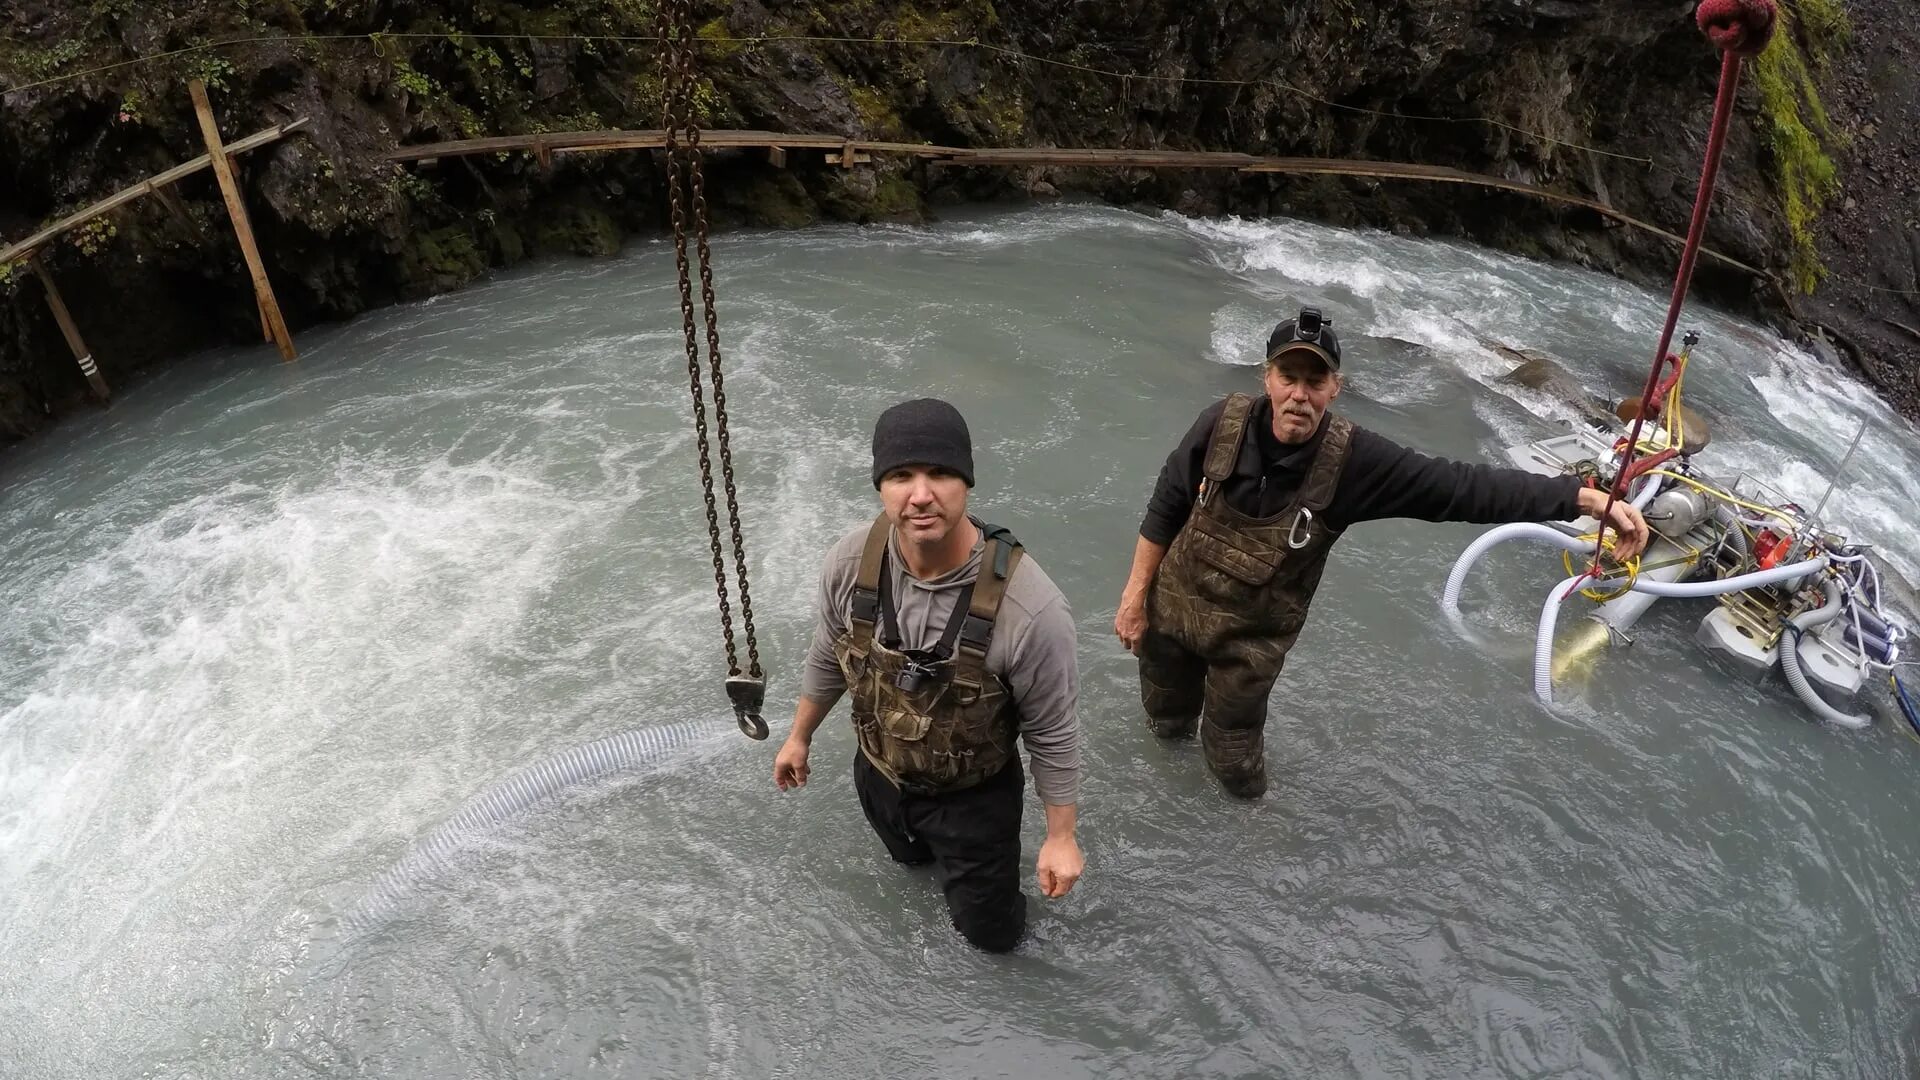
[800, 521, 1082, 806]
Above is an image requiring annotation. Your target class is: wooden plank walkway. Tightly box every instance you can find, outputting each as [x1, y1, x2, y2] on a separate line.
[0, 118, 309, 267]
[0, 106, 312, 396]
[385, 128, 1763, 277]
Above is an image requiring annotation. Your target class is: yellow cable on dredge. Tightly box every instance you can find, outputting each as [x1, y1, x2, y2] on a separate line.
[1561, 533, 1642, 602]
[1662, 363, 1686, 449]
[1647, 469, 1801, 527]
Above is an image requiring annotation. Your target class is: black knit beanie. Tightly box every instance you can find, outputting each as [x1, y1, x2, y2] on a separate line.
[871, 398, 975, 488]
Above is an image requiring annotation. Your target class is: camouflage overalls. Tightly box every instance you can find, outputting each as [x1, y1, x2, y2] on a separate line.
[1139, 393, 1354, 797]
[834, 514, 1025, 795]
[835, 514, 1030, 950]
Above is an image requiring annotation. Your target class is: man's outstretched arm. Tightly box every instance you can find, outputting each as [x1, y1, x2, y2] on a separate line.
[1332, 427, 1647, 557]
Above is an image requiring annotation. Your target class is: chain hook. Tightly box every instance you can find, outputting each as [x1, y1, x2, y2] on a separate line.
[726, 675, 769, 740]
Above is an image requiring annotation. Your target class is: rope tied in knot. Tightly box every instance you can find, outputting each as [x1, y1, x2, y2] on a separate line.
[1696, 0, 1777, 57]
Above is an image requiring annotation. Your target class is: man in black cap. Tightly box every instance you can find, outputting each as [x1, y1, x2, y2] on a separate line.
[1113, 307, 1650, 798]
[775, 398, 1084, 952]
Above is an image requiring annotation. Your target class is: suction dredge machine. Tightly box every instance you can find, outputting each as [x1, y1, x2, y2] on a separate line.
[1443, 333, 1920, 735]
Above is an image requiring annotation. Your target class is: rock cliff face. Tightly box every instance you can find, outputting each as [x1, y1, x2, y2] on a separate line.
[0, 0, 1895, 447]
[1793, 0, 1920, 418]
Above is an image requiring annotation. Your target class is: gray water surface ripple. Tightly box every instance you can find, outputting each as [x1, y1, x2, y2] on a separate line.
[2, 203, 1917, 1079]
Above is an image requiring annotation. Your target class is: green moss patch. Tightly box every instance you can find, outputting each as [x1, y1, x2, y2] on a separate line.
[1752, 0, 1849, 294]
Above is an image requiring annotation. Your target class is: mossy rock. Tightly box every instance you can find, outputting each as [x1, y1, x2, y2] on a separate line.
[1506, 231, 1548, 261]
[866, 175, 924, 222]
[696, 17, 742, 60]
[488, 218, 527, 264]
[818, 172, 926, 224]
[1749, 0, 1849, 293]
[849, 86, 906, 139]
[974, 86, 1027, 141]
[530, 202, 622, 257]
[722, 172, 819, 229]
[397, 225, 487, 297]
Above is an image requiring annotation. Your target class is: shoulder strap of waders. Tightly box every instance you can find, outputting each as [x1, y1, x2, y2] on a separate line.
[955, 521, 1024, 666]
[1198, 393, 1254, 506]
[1297, 414, 1354, 513]
[875, 549, 978, 655]
[848, 513, 891, 649]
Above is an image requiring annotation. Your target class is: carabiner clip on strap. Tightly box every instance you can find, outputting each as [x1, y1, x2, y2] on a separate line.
[1287, 507, 1315, 550]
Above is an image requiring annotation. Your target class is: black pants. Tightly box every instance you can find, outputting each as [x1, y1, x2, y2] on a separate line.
[854, 752, 1027, 953]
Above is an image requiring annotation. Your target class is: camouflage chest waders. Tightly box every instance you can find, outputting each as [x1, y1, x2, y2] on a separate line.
[834, 514, 1024, 795]
[1140, 393, 1354, 797]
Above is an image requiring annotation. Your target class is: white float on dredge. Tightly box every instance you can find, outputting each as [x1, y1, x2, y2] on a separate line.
[1442, 334, 1914, 731]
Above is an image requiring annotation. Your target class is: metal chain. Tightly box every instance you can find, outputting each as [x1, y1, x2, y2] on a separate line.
[658, 0, 732, 669]
[685, 98, 761, 678]
[656, 0, 765, 737]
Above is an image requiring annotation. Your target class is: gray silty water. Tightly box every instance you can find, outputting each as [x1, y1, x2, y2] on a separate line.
[3, 202, 1919, 1078]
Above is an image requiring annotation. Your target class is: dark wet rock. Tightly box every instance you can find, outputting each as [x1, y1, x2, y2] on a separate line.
[0, 0, 1908, 448]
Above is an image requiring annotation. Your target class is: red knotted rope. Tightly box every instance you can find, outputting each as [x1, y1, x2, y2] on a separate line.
[1697, 0, 1779, 56]
[1579, 0, 1777, 591]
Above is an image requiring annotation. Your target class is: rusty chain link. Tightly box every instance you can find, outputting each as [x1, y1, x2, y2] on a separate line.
[657, 0, 765, 739]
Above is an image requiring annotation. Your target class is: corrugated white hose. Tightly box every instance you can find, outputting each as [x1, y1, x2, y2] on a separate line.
[1622, 556, 1828, 598]
[343, 719, 715, 931]
[1533, 573, 1592, 704]
[1779, 578, 1873, 730]
[1441, 477, 1662, 625]
[1533, 556, 1831, 705]
[1441, 524, 1597, 622]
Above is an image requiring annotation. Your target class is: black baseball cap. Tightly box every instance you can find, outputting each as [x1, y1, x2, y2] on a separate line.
[1265, 307, 1342, 371]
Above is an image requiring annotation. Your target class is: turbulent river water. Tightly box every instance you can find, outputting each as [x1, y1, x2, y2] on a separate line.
[3, 203, 1918, 1078]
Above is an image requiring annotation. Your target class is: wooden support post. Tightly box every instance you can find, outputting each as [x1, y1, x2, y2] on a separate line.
[188, 78, 297, 362]
[826, 140, 871, 168]
[227, 189, 275, 343]
[152, 185, 206, 240]
[28, 255, 110, 401]
[766, 146, 787, 169]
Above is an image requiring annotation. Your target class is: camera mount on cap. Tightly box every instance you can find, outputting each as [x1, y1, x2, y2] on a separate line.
[1294, 306, 1326, 342]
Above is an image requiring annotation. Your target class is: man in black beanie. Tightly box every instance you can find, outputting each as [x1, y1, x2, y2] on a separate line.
[774, 398, 1085, 953]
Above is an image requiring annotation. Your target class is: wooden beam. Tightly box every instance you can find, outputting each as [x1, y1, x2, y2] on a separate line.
[960, 148, 1262, 167]
[827, 139, 873, 168]
[188, 79, 297, 362]
[373, 126, 1751, 280]
[390, 129, 859, 162]
[0, 118, 309, 267]
[224, 182, 276, 343]
[552, 139, 663, 157]
[151, 184, 207, 240]
[29, 256, 110, 401]
[392, 129, 953, 163]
